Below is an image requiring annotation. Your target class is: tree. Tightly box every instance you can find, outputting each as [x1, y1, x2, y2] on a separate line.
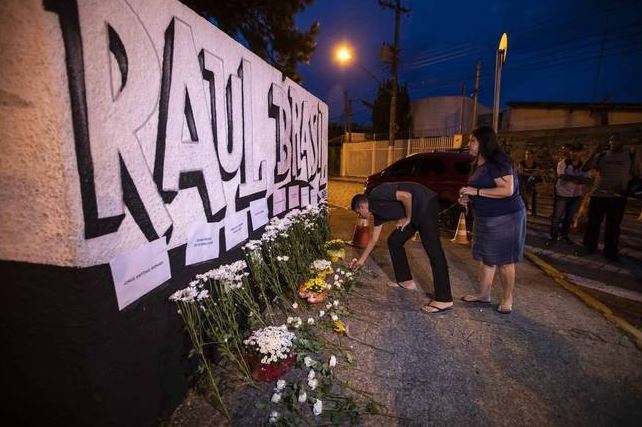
[371, 80, 411, 139]
[180, 0, 319, 83]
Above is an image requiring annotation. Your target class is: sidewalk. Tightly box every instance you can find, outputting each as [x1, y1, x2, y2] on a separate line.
[329, 206, 642, 426]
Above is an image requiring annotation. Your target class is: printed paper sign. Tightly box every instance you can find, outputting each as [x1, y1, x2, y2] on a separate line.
[272, 187, 287, 215]
[185, 222, 220, 266]
[288, 186, 300, 209]
[250, 198, 269, 231]
[224, 210, 249, 250]
[310, 188, 318, 206]
[301, 186, 310, 207]
[109, 238, 171, 311]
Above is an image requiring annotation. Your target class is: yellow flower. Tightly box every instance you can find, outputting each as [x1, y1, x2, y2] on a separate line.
[303, 276, 327, 294]
[332, 320, 348, 335]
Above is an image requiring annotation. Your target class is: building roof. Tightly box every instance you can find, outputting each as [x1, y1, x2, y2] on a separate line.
[506, 101, 642, 111]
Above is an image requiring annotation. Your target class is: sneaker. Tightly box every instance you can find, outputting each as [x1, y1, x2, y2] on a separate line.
[544, 239, 556, 247]
[561, 236, 574, 245]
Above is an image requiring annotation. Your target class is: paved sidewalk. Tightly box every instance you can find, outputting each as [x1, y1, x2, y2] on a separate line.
[329, 206, 642, 426]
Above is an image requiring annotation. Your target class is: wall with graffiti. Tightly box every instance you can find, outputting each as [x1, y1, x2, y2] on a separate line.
[0, 0, 327, 424]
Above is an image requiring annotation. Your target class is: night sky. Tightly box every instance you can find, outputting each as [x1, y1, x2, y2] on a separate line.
[295, 0, 642, 125]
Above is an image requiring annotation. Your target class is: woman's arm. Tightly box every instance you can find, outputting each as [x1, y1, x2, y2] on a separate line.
[460, 174, 514, 199]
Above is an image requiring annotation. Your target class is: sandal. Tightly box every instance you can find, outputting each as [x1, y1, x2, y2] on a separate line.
[421, 303, 453, 314]
[461, 295, 491, 303]
[496, 305, 512, 314]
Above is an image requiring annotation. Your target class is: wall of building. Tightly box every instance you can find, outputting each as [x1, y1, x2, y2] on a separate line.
[0, 0, 327, 425]
[411, 96, 491, 137]
[507, 108, 600, 131]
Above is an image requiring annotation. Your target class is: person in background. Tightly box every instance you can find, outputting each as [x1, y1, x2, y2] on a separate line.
[516, 149, 540, 215]
[578, 135, 639, 261]
[545, 144, 591, 247]
[459, 127, 526, 314]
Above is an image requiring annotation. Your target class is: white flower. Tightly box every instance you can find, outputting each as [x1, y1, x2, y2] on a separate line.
[310, 259, 332, 272]
[334, 274, 339, 281]
[276, 379, 286, 391]
[298, 391, 307, 403]
[319, 310, 325, 317]
[287, 316, 294, 324]
[329, 355, 337, 368]
[307, 317, 315, 325]
[269, 411, 279, 423]
[325, 303, 332, 309]
[313, 399, 323, 416]
[333, 300, 339, 307]
[331, 313, 339, 321]
[304, 356, 315, 367]
[307, 378, 318, 390]
[292, 302, 298, 309]
[271, 392, 282, 403]
[308, 369, 315, 381]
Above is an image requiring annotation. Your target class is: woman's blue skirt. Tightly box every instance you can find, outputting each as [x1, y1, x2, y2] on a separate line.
[472, 209, 526, 266]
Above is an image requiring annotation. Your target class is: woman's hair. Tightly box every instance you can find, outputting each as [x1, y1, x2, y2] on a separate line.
[472, 126, 511, 168]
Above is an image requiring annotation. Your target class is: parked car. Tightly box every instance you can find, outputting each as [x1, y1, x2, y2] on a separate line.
[364, 151, 473, 230]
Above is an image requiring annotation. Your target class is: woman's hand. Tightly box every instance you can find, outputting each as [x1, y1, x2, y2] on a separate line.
[396, 217, 411, 231]
[458, 194, 470, 207]
[459, 186, 477, 197]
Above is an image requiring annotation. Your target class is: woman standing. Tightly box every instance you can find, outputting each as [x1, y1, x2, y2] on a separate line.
[458, 127, 526, 314]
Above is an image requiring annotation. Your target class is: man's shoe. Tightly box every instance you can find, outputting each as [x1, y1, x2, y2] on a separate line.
[561, 236, 574, 245]
[604, 253, 620, 263]
[544, 238, 556, 247]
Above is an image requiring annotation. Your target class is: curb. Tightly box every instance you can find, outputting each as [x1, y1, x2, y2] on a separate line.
[525, 251, 642, 351]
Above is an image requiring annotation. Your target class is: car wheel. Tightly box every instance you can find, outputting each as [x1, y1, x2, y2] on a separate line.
[438, 199, 461, 232]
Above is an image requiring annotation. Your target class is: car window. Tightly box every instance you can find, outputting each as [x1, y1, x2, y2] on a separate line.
[453, 160, 472, 176]
[386, 158, 414, 177]
[411, 158, 445, 177]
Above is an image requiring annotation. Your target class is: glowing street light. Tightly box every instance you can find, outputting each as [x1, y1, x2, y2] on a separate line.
[492, 32, 508, 133]
[334, 45, 353, 65]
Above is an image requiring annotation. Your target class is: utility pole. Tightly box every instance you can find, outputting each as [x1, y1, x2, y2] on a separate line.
[380, 0, 410, 163]
[459, 83, 466, 133]
[343, 90, 350, 143]
[472, 60, 481, 130]
[348, 98, 353, 142]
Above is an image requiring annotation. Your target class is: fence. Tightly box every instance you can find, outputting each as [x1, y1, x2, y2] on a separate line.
[339, 135, 463, 177]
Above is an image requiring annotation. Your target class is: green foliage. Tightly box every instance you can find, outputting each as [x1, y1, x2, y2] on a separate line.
[371, 80, 411, 138]
[180, 0, 319, 82]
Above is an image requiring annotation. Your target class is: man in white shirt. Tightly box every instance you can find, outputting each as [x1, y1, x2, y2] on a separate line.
[546, 145, 590, 246]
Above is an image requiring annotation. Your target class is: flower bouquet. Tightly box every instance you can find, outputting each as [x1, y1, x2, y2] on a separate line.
[324, 239, 346, 263]
[298, 276, 329, 303]
[243, 325, 296, 382]
[310, 259, 333, 278]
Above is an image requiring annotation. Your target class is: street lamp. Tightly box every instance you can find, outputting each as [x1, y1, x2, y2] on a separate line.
[492, 32, 508, 133]
[335, 45, 353, 64]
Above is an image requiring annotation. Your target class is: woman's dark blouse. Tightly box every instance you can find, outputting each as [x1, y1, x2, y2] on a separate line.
[468, 161, 524, 217]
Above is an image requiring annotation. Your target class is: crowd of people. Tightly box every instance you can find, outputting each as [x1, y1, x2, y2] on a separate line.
[348, 127, 640, 316]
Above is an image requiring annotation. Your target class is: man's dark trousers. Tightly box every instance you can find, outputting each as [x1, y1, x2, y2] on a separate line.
[387, 196, 452, 302]
[583, 196, 627, 258]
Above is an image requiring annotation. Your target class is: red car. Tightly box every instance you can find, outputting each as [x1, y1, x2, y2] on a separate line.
[364, 151, 473, 230]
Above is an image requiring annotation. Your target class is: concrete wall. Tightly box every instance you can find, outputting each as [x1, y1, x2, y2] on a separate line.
[0, 0, 327, 425]
[508, 107, 642, 131]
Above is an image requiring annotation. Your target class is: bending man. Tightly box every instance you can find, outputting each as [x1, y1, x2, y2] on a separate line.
[349, 182, 453, 313]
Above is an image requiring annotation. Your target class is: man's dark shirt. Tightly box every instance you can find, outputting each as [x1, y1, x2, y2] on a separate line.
[367, 182, 436, 226]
